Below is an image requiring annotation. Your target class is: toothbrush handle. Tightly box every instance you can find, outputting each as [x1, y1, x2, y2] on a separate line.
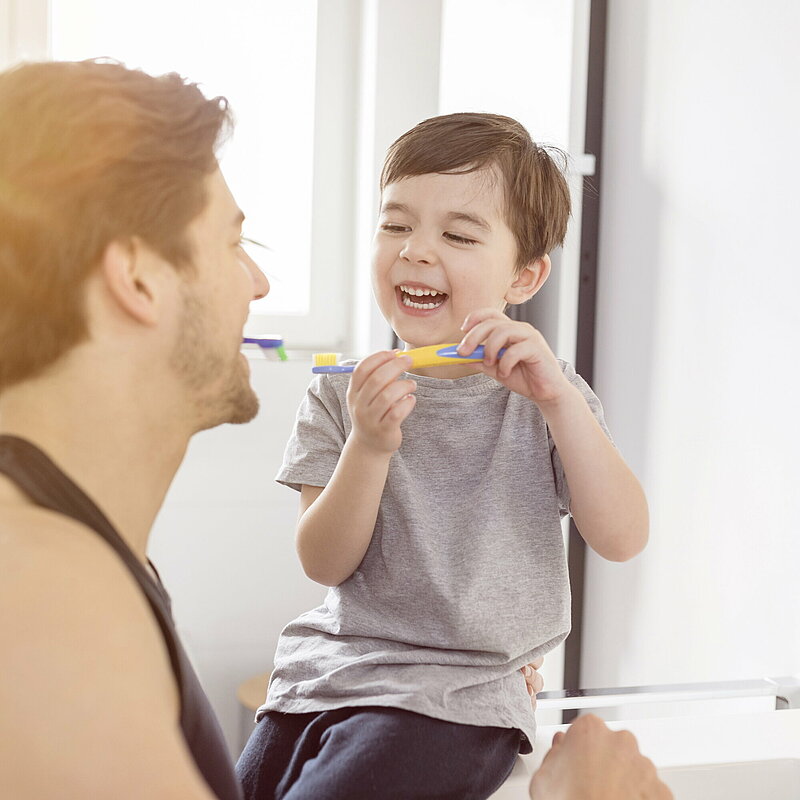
[312, 346, 506, 373]
[312, 365, 356, 374]
[242, 336, 283, 348]
[436, 345, 505, 360]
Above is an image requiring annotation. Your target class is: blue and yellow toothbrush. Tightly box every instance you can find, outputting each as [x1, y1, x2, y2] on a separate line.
[312, 344, 504, 373]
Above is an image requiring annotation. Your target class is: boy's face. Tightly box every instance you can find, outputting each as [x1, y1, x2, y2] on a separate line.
[372, 168, 533, 350]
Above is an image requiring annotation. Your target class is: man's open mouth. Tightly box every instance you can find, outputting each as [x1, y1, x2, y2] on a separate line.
[397, 284, 449, 310]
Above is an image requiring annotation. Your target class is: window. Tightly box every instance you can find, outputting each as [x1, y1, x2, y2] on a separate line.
[48, 0, 356, 349]
[440, 0, 574, 149]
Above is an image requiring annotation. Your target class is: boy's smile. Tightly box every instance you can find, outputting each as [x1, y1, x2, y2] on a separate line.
[371, 168, 538, 374]
[396, 281, 449, 314]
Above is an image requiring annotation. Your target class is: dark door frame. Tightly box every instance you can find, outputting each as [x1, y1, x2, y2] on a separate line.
[563, 0, 608, 722]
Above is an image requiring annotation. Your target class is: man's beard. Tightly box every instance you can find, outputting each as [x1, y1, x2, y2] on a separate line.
[169, 288, 259, 431]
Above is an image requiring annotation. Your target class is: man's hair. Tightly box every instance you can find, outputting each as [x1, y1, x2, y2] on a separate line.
[0, 59, 233, 392]
[380, 112, 571, 270]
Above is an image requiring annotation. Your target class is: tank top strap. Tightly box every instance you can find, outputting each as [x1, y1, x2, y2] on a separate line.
[0, 434, 242, 800]
[0, 434, 174, 610]
[0, 434, 120, 540]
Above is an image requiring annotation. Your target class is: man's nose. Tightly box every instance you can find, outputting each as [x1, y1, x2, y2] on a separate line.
[252, 266, 270, 300]
[241, 250, 270, 299]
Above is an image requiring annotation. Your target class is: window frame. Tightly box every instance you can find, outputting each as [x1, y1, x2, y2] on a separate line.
[0, 0, 49, 65]
[244, 0, 360, 351]
[5, 0, 361, 352]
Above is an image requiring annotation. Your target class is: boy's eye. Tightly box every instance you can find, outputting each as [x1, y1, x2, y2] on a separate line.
[380, 223, 410, 233]
[444, 232, 478, 246]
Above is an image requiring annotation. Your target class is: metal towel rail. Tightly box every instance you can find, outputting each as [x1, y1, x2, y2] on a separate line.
[536, 676, 800, 712]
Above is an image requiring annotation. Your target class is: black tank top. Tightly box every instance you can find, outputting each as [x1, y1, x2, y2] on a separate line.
[0, 435, 243, 800]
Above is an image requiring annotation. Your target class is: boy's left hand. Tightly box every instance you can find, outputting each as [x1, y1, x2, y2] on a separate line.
[459, 308, 571, 406]
[521, 657, 545, 708]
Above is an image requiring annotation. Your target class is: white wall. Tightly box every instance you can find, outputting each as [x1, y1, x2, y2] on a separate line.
[150, 0, 800, 755]
[583, 0, 800, 691]
[148, 358, 327, 755]
[146, 1, 590, 751]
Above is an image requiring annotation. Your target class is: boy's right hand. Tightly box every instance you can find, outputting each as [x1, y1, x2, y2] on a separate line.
[346, 351, 416, 455]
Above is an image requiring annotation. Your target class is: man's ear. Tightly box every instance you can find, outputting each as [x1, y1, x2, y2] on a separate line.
[99, 238, 165, 326]
[505, 254, 551, 305]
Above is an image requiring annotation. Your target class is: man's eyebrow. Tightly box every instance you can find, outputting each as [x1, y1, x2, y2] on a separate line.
[444, 211, 491, 232]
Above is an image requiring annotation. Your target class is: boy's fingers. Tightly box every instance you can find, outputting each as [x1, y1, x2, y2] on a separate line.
[382, 391, 417, 425]
[363, 358, 413, 408]
[482, 324, 521, 364]
[457, 319, 499, 355]
[521, 661, 544, 696]
[350, 350, 400, 391]
[460, 319, 529, 362]
[495, 340, 534, 376]
[352, 352, 411, 400]
[460, 307, 505, 333]
[375, 379, 417, 417]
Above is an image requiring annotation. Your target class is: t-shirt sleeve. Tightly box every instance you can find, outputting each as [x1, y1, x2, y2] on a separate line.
[275, 375, 347, 492]
[549, 360, 615, 517]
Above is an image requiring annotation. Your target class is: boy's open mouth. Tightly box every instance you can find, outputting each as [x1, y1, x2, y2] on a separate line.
[397, 283, 449, 311]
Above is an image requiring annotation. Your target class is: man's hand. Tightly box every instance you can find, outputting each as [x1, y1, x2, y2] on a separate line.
[520, 657, 544, 708]
[529, 714, 673, 800]
[458, 309, 571, 407]
[346, 351, 416, 454]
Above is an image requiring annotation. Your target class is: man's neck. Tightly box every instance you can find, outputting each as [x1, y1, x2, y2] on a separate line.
[0, 367, 190, 565]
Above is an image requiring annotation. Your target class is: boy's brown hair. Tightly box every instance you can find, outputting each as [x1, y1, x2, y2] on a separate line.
[0, 59, 232, 392]
[380, 112, 570, 270]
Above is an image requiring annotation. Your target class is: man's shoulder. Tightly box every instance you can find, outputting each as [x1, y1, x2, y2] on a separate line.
[0, 503, 170, 668]
[2, 499, 97, 536]
[0, 507, 215, 797]
[1, 502, 129, 582]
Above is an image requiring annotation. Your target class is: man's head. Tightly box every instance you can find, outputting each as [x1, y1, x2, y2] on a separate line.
[0, 59, 268, 427]
[372, 113, 570, 347]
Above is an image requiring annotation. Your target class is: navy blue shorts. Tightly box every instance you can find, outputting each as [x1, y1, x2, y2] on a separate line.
[236, 706, 521, 800]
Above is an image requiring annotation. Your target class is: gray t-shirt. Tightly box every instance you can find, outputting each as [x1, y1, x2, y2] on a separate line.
[262, 360, 612, 752]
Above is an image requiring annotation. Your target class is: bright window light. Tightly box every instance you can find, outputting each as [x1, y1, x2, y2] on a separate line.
[50, 0, 318, 317]
[439, 0, 573, 149]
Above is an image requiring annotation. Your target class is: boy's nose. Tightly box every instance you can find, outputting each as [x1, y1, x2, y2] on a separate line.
[399, 236, 436, 265]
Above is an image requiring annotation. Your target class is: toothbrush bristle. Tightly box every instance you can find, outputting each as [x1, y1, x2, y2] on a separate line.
[312, 353, 340, 367]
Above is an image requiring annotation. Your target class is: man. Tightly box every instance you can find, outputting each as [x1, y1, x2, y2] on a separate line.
[530, 714, 673, 800]
[1, 58, 267, 799]
[0, 59, 670, 800]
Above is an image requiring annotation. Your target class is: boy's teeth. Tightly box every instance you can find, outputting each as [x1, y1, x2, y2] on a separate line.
[399, 284, 445, 297]
[402, 294, 445, 310]
[398, 284, 447, 310]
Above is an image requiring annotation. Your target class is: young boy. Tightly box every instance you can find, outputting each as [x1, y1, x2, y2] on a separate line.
[237, 113, 649, 799]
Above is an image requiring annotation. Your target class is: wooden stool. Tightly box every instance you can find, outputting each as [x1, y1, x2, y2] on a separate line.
[236, 671, 271, 753]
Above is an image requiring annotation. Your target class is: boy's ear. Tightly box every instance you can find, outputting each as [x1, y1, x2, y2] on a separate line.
[505, 254, 551, 305]
[99, 238, 166, 327]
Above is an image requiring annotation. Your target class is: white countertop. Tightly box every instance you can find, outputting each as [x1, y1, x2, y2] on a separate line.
[491, 709, 800, 799]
